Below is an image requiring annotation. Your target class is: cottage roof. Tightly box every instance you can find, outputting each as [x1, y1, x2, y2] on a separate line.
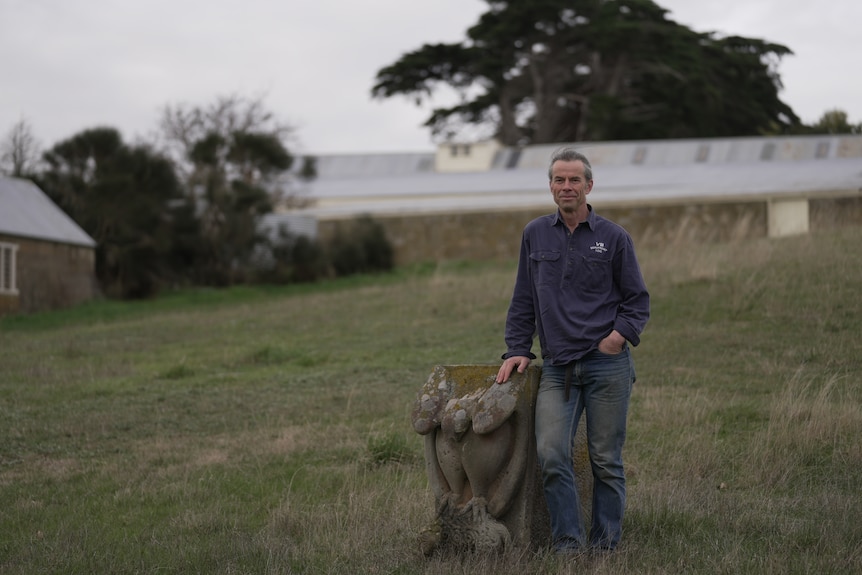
[0, 177, 96, 247]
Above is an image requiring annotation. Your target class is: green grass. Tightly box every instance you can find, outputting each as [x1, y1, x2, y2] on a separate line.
[2, 228, 861, 574]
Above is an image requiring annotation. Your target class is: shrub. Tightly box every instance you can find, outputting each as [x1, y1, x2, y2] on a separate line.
[256, 227, 327, 284]
[327, 215, 394, 277]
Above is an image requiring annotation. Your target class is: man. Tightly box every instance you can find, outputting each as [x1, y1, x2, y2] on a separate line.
[496, 147, 649, 554]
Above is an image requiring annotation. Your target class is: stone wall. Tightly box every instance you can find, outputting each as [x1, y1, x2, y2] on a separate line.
[0, 234, 97, 315]
[810, 195, 862, 229]
[318, 195, 862, 267]
[0, 294, 18, 315]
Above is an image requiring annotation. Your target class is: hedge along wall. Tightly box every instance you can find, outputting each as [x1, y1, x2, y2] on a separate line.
[317, 195, 862, 267]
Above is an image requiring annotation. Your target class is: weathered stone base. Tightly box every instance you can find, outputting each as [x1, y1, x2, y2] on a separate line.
[413, 364, 591, 555]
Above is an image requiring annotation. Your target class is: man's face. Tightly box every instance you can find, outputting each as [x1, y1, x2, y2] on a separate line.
[550, 160, 593, 214]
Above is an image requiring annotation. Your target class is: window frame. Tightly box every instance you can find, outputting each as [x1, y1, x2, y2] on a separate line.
[0, 241, 19, 296]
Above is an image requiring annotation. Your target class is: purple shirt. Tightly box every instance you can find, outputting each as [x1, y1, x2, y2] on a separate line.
[503, 205, 650, 366]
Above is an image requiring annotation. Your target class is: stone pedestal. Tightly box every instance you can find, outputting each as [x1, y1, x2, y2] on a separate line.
[412, 364, 591, 555]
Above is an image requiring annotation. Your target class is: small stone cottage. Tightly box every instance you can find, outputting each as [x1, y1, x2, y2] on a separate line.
[0, 177, 97, 315]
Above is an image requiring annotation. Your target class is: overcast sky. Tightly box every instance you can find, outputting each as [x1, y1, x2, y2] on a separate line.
[2, 0, 860, 156]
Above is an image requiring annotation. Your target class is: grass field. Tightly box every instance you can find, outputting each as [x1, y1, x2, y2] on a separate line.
[1, 226, 861, 574]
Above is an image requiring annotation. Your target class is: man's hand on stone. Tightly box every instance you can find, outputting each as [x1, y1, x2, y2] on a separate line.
[496, 356, 530, 384]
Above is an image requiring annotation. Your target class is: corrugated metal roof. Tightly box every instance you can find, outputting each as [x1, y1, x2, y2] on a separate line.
[284, 143, 862, 220]
[302, 151, 436, 180]
[516, 135, 862, 168]
[300, 135, 862, 187]
[0, 177, 96, 247]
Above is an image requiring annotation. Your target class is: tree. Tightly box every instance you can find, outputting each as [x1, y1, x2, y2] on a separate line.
[0, 118, 42, 177]
[372, 0, 800, 145]
[159, 94, 297, 285]
[807, 109, 861, 135]
[38, 127, 191, 298]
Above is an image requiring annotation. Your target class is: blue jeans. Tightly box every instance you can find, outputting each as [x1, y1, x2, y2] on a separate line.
[535, 348, 635, 551]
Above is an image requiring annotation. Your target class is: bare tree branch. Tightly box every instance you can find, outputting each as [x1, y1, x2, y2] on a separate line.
[0, 118, 42, 177]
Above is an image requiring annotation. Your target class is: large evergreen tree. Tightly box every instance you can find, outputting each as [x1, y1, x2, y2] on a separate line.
[39, 127, 192, 298]
[372, 0, 799, 145]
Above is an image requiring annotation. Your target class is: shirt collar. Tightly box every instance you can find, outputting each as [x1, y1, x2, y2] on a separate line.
[552, 204, 595, 230]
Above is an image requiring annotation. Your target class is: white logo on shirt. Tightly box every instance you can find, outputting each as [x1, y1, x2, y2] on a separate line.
[590, 242, 608, 254]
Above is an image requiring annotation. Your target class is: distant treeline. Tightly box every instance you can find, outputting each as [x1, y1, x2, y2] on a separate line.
[3, 95, 393, 299]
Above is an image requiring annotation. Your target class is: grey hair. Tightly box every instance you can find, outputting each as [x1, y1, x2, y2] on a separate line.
[548, 147, 593, 181]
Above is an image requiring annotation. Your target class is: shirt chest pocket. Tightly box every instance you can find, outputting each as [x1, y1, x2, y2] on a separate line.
[529, 250, 561, 286]
[579, 255, 613, 293]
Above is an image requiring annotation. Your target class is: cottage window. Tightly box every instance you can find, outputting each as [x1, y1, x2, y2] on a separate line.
[0, 242, 19, 295]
